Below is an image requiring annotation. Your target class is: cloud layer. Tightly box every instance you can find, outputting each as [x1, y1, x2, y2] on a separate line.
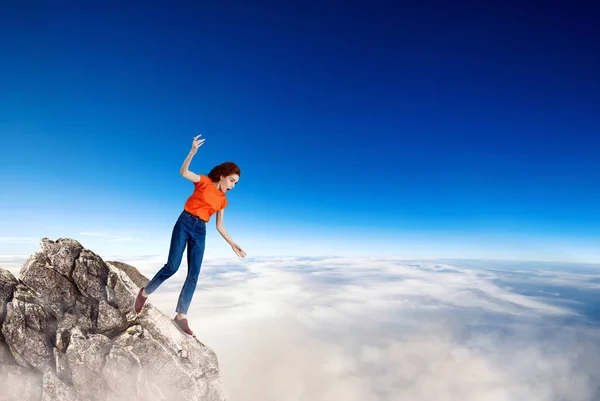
[79, 232, 133, 242]
[134, 256, 600, 401]
[3, 252, 599, 400]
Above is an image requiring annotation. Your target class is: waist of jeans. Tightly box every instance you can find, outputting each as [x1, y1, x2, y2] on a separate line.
[182, 210, 206, 223]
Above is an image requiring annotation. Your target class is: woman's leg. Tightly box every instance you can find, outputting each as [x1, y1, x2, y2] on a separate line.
[175, 219, 206, 315]
[145, 213, 190, 295]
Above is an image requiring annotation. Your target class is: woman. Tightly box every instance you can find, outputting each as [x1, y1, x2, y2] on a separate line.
[134, 134, 246, 336]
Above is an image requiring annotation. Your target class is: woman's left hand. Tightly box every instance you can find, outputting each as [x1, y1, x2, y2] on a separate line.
[231, 243, 246, 258]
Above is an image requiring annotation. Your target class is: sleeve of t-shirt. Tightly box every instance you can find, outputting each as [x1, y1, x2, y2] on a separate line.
[221, 197, 228, 210]
[194, 174, 210, 189]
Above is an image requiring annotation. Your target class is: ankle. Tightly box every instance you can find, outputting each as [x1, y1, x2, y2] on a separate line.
[175, 313, 186, 320]
[142, 289, 149, 297]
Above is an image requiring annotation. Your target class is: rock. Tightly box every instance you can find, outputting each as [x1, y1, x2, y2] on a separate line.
[112, 319, 202, 400]
[53, 347, 73, 385]
[97, 299, 129, 335]
[20, 251, 80, 318]
[106, 262, 141, 315]
[2, 287, 57, 372]
[102, 340, 142, 399]
[73, 249, 110, 302]
[0, 237, 226, 401]
[40, 237, 83, 278]
[0, 268, 45, 400]
[136, 306, 222, 387]
[0, 338, 16, 365]
[106, 260, 150, 288]
[65, 328, 112, 399]
[41, 372, 80, 401]
[0, 268, 18, 341]
[59, 296, 96, 334]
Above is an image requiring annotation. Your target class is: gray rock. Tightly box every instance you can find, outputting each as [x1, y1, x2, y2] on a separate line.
[106, 263, 140, 315]
[1, 315, 53, 372]
[41, 372, 81, 401]
[20, 251, 80, 317]
[0, 268, 18, 330]
[136, 306, 222, 385]
[54, 346, 73, 385]
[2, 288, 56, 373]
[0, 338, 16, 365]
[102, 341, 141, 399]
[40, 237, 83, 278]
[65, 328, 111, 399]
[121, 323, 201, 399]
[73, 249, 110, 302]
[97, 299, 129, 335]
[0, 237, 227, 401]
[106, 260, 150, 288]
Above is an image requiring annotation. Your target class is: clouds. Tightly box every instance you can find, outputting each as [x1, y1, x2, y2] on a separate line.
[2, 249, 599, 400]
[79, 232, 132, 242]
[134, 256, 600, 401]
[0, 254, 30, 276]
[0, 237, 38, 243]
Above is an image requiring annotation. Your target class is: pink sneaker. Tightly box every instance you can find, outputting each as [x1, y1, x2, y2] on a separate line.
[174, 317, 194, 336]
[134, 288, 148, 313]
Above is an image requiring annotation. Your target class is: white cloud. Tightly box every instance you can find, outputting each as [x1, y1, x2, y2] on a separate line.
[0, 237, 38, 243]
[79, 232, 132, 242]
[0, 254, 29, 276]
[2, 249, 599, 400]
[136, 257, 600, 401]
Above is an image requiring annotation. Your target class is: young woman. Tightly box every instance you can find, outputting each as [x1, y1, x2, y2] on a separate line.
[134, 134, 246, 336]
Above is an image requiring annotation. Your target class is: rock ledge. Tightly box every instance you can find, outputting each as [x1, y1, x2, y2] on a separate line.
[0, 237, 225, 401]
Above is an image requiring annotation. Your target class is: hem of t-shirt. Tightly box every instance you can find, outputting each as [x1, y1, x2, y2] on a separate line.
[183, 206, 209, 222]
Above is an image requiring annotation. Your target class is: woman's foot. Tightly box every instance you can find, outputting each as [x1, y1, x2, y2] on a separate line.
[173, 315, 194, 336]
[134, 287, 148, 313]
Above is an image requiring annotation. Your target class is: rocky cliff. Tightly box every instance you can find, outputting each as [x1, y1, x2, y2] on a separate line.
[0, 238, 226, 401]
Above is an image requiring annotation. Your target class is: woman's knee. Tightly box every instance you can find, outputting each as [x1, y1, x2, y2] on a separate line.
[162, 261, 180, 276]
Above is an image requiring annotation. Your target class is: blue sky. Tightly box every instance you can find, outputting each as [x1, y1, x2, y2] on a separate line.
[1, 1, 599, 262]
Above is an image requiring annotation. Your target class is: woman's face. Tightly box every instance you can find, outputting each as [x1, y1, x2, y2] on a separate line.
[220, 174, 239, 193]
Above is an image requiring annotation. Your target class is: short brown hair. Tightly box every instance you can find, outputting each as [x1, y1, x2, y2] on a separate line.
[207, 161, 241, 182]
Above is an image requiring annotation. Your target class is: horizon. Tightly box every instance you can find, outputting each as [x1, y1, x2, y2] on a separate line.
[3, 237, 600, 281]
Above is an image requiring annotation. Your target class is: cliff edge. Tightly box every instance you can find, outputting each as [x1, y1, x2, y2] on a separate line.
[0, 237, 225, 401]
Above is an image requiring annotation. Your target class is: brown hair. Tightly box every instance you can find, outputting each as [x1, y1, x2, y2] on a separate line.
[207, 161, 241, 182]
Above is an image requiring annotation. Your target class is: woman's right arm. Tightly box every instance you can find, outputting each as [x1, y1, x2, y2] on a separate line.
[180, 135, 205, 183]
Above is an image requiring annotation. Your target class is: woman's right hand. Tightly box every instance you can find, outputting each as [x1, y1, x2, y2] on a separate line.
[191, 134, 205, 154]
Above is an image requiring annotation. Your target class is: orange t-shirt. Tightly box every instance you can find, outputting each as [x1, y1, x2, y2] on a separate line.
[183, 175, 228, 222]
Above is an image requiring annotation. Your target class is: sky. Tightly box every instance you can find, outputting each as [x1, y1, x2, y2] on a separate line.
[1, 1, 599, 262]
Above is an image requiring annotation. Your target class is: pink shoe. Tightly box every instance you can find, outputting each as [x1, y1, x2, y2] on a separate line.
[173, 317, 194, 336]
[134, 288, 148, 313]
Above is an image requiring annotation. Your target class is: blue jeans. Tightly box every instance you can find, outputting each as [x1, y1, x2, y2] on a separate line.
[145, 210, 206, 314]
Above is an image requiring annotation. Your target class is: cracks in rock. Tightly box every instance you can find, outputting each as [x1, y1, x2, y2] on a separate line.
[56, 328, 71, 352]
[178, 379, 198, 393]
[68, 248, 83, 280]
[90, 300, 100, 332]
[41, 238, 83, 279]
[104, 269, 126, 312]
[0, 278, 17, 340]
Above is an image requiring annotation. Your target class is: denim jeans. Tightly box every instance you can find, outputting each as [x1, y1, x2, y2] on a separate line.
[145, 210, 206, 314]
